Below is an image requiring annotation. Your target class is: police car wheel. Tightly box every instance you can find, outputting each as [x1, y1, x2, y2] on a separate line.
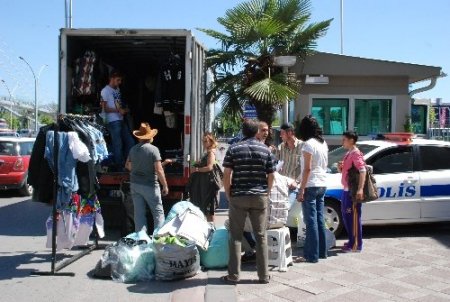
[324, 199, 343, 237]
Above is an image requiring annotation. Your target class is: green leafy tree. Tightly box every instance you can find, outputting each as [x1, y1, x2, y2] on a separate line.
[39, 115, 54, 125]
[199, 0, 332, 130]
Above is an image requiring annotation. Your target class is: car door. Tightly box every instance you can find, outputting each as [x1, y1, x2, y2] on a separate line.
[363, 145, 421, 221]
[417, 145, 450, 219]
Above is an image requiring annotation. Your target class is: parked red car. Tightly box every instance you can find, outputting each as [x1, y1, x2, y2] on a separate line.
[0, 137, 35, 196]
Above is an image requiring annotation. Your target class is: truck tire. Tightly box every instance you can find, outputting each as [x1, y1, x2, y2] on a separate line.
[324, 199, 343, 237]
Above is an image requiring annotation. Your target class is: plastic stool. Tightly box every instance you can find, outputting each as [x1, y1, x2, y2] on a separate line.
[267, 227, 293, 272]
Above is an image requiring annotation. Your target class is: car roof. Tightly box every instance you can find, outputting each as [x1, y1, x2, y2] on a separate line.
[0, 137, 35, 143]
[358, 138, 450, 148]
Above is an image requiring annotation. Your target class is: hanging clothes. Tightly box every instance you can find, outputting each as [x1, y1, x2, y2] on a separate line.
[72, 51, 97, 96]
[44, 131, 90, 208]
[159, 55, 184, 114]
[28, 124, 56, 204]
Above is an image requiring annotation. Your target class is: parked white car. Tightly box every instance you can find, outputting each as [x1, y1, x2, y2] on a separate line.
[322, 136, 450, 235]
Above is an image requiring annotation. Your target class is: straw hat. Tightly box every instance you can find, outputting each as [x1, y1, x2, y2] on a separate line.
[132, 123, 158, 140]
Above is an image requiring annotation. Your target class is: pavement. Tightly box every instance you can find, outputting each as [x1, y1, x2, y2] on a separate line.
[0, 194, 449, 302]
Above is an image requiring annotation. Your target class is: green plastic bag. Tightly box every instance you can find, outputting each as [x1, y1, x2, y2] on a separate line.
[200, 228, 229, 269]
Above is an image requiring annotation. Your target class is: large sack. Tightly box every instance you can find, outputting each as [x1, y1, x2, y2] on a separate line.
[200, 228, 229, 269]
[154, 237, 200, 281]
[157, 208, 214, 251]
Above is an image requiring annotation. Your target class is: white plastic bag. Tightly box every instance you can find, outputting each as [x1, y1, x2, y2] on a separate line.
[157, 208, 214, 251]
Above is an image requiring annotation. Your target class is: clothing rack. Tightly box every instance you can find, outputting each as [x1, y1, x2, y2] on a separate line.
[32, 114, 101, 276]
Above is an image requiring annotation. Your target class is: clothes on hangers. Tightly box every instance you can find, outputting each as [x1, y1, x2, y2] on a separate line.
[28, 124, 56, 204]
[45, 131, 90, 208]
[72, 51, 97, 96]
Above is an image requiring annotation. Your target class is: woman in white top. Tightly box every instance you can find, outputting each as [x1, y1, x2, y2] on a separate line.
[295, 115, 329, 263]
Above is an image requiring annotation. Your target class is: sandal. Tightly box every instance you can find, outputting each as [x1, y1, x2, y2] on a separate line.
[294, 257, 308, 263]
[258, 275, 271, 284]
[220, 275, 239, 284]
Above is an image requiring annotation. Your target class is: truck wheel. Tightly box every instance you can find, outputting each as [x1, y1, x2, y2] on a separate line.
[19, 179, 33, 197]
[324, 199, 343, 237]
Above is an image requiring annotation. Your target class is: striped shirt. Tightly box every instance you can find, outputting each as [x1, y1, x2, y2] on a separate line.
[276, 138, 303, 180]
[223, 138, 275, 197]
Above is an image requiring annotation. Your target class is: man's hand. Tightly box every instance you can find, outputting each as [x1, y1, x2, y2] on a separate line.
[161, 185, 169, 196]
[297, 188, 305, 202]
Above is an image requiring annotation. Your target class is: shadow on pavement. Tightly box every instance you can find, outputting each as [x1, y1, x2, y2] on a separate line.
[0, 252, 73, 280]
[126, 277, 207, 294]
[0, 199, 50, 237]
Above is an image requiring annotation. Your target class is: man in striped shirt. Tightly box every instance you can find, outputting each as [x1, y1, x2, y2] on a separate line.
[276, 123, 303, 180]
[222, 119, 275, 284]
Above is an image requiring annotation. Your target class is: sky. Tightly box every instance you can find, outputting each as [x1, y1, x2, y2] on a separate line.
[0, 0, 449, 106]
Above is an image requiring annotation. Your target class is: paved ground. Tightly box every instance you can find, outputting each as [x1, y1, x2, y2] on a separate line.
[237, 225, 450, 302]
[0, 194, 449, 302]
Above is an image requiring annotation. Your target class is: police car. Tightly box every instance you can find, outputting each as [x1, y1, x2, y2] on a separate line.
[323, 133, 450, 236]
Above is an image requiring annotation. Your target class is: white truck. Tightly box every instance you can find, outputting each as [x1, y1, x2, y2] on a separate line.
[59, 29, 211, 229]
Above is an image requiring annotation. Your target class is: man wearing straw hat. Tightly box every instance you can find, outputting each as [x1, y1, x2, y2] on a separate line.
[125, 123, 169, 232]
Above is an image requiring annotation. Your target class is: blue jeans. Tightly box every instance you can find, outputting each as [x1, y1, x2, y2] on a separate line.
[107, 120, 135, 166]
[131, 183, 165, 233]
[302, 187, 327, 262]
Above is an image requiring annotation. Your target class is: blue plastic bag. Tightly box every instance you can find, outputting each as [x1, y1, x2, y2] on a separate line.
[200, 228, 229, 269]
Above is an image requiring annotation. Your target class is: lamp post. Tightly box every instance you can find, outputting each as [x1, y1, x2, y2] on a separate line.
[19, 56, 38, 132]
[0, 79, 13, 128]
[273, 56, 297, 124]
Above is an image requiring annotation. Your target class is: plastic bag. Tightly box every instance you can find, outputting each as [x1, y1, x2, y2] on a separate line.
[200, 228, 229, 269]
[326, 229, 336, 250]
[296, 211, 306, 248]
[100, 232, 155, 283]
[268, 200, 289, 229]
[157, 208, 214, 251]
[164, 200, 205, 223]
[154, 237, 200, 281]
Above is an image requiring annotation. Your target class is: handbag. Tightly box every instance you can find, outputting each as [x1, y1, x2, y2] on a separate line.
[348, 164, 378, 203]
[210, 163, 224, 190]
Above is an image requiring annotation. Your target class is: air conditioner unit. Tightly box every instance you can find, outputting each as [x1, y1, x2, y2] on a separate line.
[305, 75, 329, 85]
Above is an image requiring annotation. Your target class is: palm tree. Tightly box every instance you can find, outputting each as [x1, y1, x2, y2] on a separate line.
[199, 0, 332, 134]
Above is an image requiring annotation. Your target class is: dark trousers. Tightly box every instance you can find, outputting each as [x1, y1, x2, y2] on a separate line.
[341, 191, 363, 251]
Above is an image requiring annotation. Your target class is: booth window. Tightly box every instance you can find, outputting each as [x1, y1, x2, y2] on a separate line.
[311, 98, 349, 135]
[411, 105, 427, 134]
[354, 99, 391, 135]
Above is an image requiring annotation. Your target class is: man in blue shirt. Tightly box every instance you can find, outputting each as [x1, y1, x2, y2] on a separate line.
[222, 119, 275, 284]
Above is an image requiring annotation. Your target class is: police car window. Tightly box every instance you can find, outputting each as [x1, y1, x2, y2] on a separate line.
[419, 146, 450, 171]
[327, 144, 377, 173]
[369, 147, 413, 174]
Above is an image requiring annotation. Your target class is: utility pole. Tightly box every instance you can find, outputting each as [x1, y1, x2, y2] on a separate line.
[19, 56, 38, 132]
[340, 0, 344, 54]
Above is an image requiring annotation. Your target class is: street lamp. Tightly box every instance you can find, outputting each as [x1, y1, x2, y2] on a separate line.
[0, 79, 13, 128]
[273, 55, 297, 124]
[19, 56, 38, 132]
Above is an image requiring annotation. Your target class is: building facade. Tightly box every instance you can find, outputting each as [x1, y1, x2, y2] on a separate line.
[290, 52, 442, 146]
